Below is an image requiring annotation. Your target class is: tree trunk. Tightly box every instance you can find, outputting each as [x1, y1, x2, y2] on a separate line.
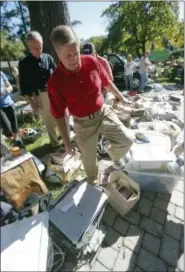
[18, 1, 27, 34]
[142, 42, 146, 56]
[135, 46, 141, 58]
[7, 60, 12, 73]
[27, 1, 71, 62]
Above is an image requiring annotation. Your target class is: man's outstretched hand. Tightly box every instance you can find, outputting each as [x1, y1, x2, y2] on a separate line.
[65, 144, 80, 156]
[116, 95, 132, 105]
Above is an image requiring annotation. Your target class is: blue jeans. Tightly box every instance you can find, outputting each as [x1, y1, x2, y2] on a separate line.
[124, 75, 133, 90]
[103, 91, 108, 104]
[139, 71, 148, 92]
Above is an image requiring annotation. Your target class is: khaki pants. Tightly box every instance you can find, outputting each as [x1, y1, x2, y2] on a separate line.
[74, 105, 133, 182]
[38, 92, 58, 146]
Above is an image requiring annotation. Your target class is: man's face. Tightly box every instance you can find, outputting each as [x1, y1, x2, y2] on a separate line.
[27, 39, 43, 58]
[56, 43, 80, 71]
[145, 51, 150, 58]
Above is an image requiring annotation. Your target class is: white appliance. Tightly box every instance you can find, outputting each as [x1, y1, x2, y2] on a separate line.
[1, 212, 49, 272]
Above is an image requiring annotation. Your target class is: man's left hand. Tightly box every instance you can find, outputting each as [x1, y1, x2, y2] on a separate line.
[118, 95, 132, 105]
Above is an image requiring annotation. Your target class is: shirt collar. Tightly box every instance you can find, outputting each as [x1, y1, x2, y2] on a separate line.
[29, 53, 43, 62]
[58, 57, 82, 76]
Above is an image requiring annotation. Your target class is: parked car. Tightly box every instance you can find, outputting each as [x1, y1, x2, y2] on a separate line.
[133, 58, 158, 79]
[106, 54, 140, 89]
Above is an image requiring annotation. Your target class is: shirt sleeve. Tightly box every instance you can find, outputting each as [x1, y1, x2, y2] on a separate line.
[18, 61, 34, 96]
[94, 57, 111, 87]
[49, 55, 57, 73]
[104, 59, 113, 81]
[1, 72, 8, 83]
[47, 74, 67, 119]
[145, 57, 151, 65]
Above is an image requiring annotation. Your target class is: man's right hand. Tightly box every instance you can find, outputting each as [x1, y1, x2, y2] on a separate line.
[30, 101, 39, 113]
[26, 96, 38, 113]
[33, 96, 42, 109]
[25, 95, 33, 104]
[65, 144, 79, 156]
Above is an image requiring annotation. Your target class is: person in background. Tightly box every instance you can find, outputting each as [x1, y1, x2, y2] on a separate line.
[48, 25, 133, 184]
[103, 54, 113, 70]
[139, 50, 151, 93]
[0, 71, 19, 142]
[82, 43, 113, 103]
[18, 31, 60, 147]
[12, 66, 19, 88]
[169, 54, 175, 67]
[124, 54, 135, 91]
[83, 43, 113, 81]
[181, 67, 184, 95]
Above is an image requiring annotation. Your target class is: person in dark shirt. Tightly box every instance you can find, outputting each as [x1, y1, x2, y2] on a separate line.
[18, 31, 59, 147]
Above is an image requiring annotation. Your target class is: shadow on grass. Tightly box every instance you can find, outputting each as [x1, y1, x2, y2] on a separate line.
[27, 143, 55, 158]
[25, 133, 62, 159]
[156, 77, 181, 85]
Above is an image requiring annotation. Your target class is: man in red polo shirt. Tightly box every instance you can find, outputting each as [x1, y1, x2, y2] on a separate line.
[48, 25, 133, 183]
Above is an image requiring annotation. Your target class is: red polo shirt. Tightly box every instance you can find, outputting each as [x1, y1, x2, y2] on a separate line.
[47, 55, 111, 119]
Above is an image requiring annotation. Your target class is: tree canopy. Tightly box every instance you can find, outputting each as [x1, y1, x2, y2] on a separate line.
[101, 1, 182, 57]
[1, 31, 25, 63]
[87, 36, 106, 54]
[0, 0, 184, 63]
[1, 1, 30, 45]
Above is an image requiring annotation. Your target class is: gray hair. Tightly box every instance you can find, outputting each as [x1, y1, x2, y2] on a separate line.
[26, 31, 43, 43]
[50, 25, 79, 49]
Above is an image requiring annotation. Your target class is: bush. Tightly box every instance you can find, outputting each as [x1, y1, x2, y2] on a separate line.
[17, 111, 43, 128]
[169, 49, 184, 60]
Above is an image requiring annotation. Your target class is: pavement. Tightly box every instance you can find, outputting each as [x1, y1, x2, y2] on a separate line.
[75, 178, 184, 272]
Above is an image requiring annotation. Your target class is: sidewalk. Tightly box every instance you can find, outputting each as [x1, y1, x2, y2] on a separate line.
[78, 179, 184, 272]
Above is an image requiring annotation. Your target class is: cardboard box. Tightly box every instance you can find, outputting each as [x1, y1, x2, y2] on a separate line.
[104, 171, 140, 216]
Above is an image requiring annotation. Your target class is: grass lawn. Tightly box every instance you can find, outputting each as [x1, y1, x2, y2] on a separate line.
[26, 135, 54, 158]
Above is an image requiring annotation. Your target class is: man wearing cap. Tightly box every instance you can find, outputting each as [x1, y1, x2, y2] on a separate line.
[83, 43, 113, 81]
[48, 25, 133, 184]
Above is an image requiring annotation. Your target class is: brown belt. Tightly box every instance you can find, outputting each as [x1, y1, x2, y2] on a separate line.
[73, 105, 104, 121]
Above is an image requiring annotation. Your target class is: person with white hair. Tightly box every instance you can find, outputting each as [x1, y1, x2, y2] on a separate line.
[18, 31, 59, 147]
[124, 54, 135, 91]
[139, 50, 152, 93]
[11, 66, 19, 88]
